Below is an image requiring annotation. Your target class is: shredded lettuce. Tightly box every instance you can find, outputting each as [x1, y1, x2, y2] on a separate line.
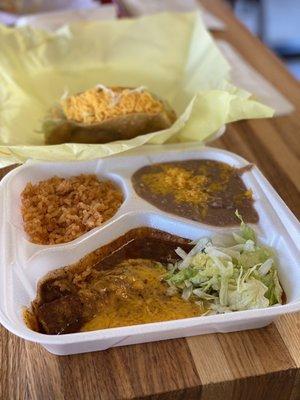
[235, 210, 256, 242]
[165, 213, 283, 313]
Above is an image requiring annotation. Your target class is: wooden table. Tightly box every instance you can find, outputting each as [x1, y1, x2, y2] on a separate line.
[1, 1, 300, 399]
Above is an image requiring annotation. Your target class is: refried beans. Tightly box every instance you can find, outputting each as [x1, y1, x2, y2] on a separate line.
[132, 159, 258, 226]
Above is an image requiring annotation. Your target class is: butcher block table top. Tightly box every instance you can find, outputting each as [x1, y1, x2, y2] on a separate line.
[1, 1, 300, 399]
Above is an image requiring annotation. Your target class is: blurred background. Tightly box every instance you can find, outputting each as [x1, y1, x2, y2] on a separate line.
[233, 0, 300, 79]
[0, 0, 299, 79]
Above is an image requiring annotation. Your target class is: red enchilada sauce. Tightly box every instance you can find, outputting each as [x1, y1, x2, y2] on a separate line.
[132, 160, 258, 226]
[25, 228, 205, 335]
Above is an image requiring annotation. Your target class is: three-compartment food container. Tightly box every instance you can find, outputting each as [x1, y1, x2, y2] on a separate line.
[0, 143, 299, 355]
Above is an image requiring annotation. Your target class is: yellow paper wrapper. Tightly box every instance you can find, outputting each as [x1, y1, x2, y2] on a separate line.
[0, 11, 273, 164]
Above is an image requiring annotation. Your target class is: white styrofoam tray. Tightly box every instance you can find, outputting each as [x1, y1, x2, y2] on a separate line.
[0, 143, 299, 355]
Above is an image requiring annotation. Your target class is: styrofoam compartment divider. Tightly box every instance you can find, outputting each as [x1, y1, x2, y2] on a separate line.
[0, 144, 299, 355]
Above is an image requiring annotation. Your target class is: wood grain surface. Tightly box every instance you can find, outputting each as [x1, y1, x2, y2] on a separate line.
[1, 1, 300, 399]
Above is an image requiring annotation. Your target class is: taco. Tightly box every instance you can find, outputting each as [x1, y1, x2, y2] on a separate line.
[44, 85, 177, 144]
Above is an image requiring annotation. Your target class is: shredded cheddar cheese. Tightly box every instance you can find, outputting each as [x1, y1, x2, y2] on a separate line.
[80, 259, 205, 331]
[61, 86, 165, 124]
[141, 165, 210, 204]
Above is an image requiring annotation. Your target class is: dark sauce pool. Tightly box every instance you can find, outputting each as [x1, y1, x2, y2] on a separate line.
[132, 159, 259, 226]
